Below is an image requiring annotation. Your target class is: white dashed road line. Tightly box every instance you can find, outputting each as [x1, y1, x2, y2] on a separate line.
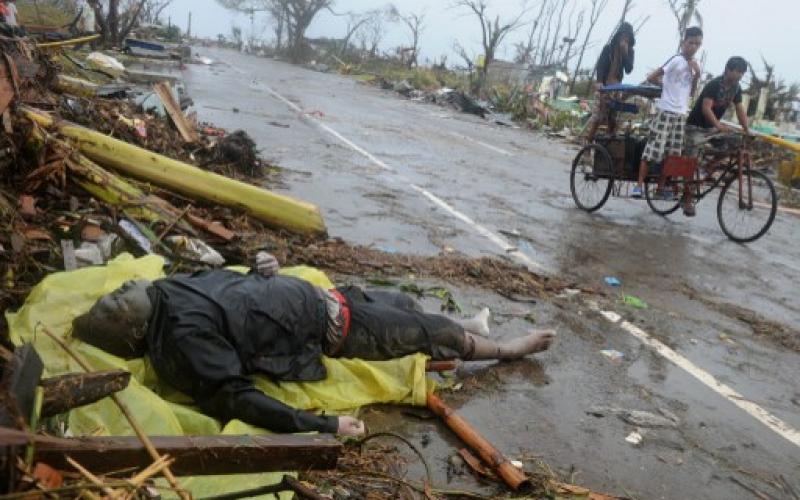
[447, 131, 515, 156]
[595, 306, 800, 449]
[262, 83, 543, 274]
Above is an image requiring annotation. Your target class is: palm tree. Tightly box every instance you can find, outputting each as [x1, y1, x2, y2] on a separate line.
[666, 0, 702, 45]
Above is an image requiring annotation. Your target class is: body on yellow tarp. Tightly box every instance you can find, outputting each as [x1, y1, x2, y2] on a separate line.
[6, 254, 429, 498]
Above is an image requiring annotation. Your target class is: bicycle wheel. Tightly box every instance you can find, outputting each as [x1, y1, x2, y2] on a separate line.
[717, 169, 777, 243]
[570, 144, 613, 212]
[644, 179, 682, 216]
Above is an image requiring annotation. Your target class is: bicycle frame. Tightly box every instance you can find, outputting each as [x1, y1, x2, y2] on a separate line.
[689, 139, 754, 207]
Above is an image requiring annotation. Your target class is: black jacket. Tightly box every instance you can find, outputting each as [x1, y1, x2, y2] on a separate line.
[595, 44, 635, 85]
[145, 270, 338, 433]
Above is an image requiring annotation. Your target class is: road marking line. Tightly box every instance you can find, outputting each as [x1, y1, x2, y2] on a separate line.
[262, 84, 544, 273]
[411, 185, 544, 272]
[261, 77, 800, 449]
[753, 201, 800, 217]
[596, 306, 800, 449]
[448, 131, 514, 156]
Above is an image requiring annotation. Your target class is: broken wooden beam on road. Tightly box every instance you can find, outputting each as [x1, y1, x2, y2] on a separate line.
[40, 370, 132, 418]
[31, 433, 342, 475]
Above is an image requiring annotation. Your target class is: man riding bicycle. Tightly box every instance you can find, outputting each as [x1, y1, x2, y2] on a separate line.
[685, 57, 751, 166]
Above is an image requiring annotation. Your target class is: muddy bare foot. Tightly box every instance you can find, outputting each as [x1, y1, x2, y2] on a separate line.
[499, 329, 556, 358]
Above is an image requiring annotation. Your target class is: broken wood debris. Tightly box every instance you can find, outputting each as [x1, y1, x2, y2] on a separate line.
[153, 81, 200, 143]
[39, 370, 131, 418]
[31, 433, 342, 476]
[426, 392, 531, 491]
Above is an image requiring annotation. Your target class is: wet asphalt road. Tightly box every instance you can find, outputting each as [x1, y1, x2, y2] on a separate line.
[183, 48, 799, 499]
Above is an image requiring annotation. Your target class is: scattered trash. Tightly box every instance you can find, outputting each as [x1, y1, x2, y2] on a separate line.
[625, 431, 643, 446]
[399, 283, 462, 313]
[588, 405, 679, 428]
[268, 121, 290, 128]
[600, 349, 625, 363]
[623, 294, 649, 309]
[118, 219, 154, 254]
[86, 52, 126, 78]
[604, 276, 622, 287]
[510, 460, 524, 469]
[166, 236, 225, 266]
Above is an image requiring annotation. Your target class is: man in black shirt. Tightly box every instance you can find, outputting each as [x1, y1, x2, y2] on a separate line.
[685, 56, 750, 157]
[72, 253, 556, 436]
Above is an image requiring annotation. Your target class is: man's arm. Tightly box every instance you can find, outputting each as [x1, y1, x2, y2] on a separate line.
[688, 59, 702, 97]
[623, 45, 635, 75]
[701, 97, 729, 133]
[735, 102, 749, 134]
[167, 329, 345, 434]
[646, 67, 665, 86]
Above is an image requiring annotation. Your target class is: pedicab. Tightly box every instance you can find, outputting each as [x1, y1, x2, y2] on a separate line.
[570, 84, 778, 243]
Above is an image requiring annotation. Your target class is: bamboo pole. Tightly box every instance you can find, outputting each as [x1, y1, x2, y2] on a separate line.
[26, 129, 197, 234]
[22, 107, 327, 237]
[36, 34, 102, 50]
[426, 392, 531, 491]
[41, 327, 191, 500]
[55, 75, 99, 99]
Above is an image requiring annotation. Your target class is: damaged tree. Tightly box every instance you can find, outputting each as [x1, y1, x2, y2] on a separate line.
[399, 10, 425, 68]
[218, 0, 334, 61]
[86, 0, 148, 48]
[453, 0, 528, 92]
[666, 0, 703, 45]
[569, 0, 608, 92]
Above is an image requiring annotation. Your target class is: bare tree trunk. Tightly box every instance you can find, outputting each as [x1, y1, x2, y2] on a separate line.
[545, 0, 568, 66]
[537, 1, 557, 65]
[570, 0, 608, 92]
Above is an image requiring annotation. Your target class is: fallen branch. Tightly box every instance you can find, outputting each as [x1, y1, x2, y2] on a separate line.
[426, 392, 530, 491]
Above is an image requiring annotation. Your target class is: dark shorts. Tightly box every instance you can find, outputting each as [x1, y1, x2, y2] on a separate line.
[333, 286, 467, 361]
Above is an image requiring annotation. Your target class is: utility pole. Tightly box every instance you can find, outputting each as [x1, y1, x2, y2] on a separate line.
[187, 12, 192, 38]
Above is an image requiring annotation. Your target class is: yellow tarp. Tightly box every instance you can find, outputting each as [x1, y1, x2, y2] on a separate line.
[6, 254, 429, 498]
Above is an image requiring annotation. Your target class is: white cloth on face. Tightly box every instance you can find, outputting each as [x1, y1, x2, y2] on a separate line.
[4, 3, 17, 26]
[657, 55, 694, 115]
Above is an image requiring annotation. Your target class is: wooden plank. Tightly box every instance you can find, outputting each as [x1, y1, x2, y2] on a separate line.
[40, 370, 132, 418]
[153, 81, 199, 143]
[34, 434, 341, 475]
[185, 212, 236, 241]
[0, 345, 44, 428]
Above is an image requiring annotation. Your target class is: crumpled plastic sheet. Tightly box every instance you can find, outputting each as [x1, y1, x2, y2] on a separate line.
[6, 254, 430, 498]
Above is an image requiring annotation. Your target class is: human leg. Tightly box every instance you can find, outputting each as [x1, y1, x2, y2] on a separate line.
[638, 111, 670, 194]
[335, 290, 554, 362]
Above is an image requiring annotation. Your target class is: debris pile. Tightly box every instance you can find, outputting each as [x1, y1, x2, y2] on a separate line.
[0, 34, 581, 499]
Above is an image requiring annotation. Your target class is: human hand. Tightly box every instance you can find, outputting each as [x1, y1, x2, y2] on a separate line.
[254, 251, 280, 277]
[337, 416, 366, 437]
[689, 59, 701, 76]
[716, 124, 731, 134]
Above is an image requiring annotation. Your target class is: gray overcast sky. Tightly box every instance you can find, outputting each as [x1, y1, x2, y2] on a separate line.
[163, 0, 799, 86]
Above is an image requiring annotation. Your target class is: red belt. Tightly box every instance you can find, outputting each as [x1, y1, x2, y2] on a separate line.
[328, 289, 351, 356]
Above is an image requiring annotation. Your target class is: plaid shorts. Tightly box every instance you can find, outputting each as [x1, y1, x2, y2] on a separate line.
[642, 109, 685, 163]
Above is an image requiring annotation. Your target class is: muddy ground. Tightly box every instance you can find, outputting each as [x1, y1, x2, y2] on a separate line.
[183, 48, 800, 499]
